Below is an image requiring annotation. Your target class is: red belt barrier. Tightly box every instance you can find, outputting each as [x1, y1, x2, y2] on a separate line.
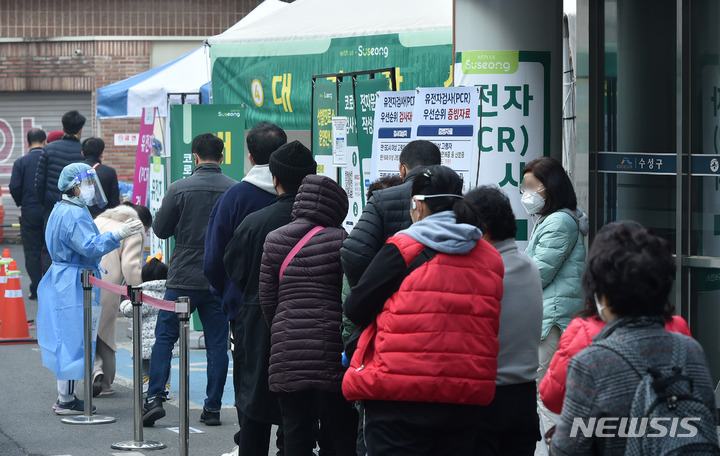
[88, 275, 176, 312]
[89, 275, 128, 298]
[138, 292, 176, 312]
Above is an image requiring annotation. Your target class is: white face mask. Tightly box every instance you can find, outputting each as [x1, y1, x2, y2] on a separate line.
[79, 184, 95, 204]
[521, 190, 545, 215]
[594, 293, 607, 322]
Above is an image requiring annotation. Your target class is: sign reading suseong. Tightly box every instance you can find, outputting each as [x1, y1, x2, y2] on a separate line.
[570, 417, 701, 438]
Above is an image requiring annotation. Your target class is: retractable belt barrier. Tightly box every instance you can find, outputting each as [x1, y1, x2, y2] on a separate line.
[88, 275, 177, 311]
[73, 271, 192, 455]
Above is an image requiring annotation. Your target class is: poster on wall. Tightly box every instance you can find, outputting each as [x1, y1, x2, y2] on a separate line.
[411, 86, 480, 192]
[168, 104, 246, 183]
[371, 90, 416, 179]
[455, 50, 550, 243]
[332, 117, 348, 166]
[370, 87, 480, 193]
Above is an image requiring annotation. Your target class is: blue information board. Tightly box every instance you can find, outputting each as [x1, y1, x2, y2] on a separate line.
[691, 155, 720, 176]
[598, 152, 677, 175]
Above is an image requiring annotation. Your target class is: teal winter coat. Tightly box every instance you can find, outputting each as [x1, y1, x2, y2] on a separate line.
[526, 209, 588, 339]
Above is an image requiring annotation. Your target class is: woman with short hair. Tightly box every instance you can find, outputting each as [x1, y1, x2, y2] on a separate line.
[550, 221, 718, 455]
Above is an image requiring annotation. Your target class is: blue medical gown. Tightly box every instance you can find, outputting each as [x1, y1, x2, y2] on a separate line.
[37, 201, 120, 380]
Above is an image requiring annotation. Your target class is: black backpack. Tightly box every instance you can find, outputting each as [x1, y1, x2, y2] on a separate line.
[595, 332, 720, 456]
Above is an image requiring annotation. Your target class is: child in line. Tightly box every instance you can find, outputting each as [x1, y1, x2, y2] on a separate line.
[119, 254, 177, 395]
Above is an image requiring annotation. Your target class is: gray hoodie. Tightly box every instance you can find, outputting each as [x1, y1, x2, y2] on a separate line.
[398, 210, 482, 254]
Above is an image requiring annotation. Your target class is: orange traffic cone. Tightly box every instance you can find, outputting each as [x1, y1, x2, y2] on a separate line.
[0, 263, 7, 324]
[1, 248, 12, 272]
[0, 260, 36, 344]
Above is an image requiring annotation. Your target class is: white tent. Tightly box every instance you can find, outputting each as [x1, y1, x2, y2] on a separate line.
[207, 0, 450, 45]
[96, 0, 288, 118]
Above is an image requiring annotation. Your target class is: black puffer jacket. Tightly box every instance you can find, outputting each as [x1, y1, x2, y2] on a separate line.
[35, 136, 83, 208]
[340, 166, 422, 286]
[259, 175, 349, 394]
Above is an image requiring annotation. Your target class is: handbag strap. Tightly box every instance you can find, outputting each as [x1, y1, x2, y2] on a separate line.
[279, 226, 323, 280]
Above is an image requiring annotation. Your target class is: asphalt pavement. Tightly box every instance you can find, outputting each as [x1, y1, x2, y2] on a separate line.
[0, 242, 281, 456]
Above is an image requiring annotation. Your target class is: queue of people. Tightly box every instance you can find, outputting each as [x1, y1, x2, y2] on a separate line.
[18, 110, 719, 455]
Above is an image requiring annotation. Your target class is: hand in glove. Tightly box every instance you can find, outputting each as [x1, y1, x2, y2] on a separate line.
[113, 219, 145, 241]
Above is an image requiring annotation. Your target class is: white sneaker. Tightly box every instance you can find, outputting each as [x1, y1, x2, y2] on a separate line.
[220, 445, 239, 456]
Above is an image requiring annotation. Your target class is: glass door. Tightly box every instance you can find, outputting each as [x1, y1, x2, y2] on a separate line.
[688, 0, 720, 382]
[590, 0, 720, 383]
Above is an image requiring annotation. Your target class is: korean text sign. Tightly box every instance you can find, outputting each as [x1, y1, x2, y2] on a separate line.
[455, 50, 550, 243]
[131, 108, 156, 205]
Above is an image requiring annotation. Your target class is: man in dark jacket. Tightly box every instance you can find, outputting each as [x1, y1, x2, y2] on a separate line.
[81, 137, 120, 218]
[35, 110, 85, 273]
[143, 133, 237, 428]
[223, 140, 317, 456]
[10, 128, 46, 299]
[203, 121, 286, 445]
[340, 140, 441, 286]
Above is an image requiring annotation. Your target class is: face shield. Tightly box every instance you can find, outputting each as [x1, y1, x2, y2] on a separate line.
[70, 168, 107, 207]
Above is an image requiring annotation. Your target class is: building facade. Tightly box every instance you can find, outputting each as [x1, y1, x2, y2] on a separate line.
[0, 0, 263, 239]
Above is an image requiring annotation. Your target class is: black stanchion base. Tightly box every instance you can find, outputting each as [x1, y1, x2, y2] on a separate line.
[111, 440, 167, 451]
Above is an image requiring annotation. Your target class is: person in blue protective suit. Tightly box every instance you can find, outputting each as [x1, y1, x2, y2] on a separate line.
[37, 162, 145, 416]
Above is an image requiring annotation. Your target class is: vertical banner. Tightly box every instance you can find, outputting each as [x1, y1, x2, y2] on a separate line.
[312, 76, 392, 232]
[455, 50, 550, 243]
[312, 81, 338, 180]
[371, 90, 416, 180]
[412, 87, 480, 192]
[169, 104, 246, 183]
[355, 78, 391, 203]
[337, 80, 362, 232]
[313, 81, 337, 157]
[148, 155, 167, 262]
[132, 107, 156, 205]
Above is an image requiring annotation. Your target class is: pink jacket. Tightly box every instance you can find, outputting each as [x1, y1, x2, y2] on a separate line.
[539, 315, 691, 414]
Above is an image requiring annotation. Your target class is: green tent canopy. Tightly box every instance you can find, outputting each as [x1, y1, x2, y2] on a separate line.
[208, 0, 453, 130]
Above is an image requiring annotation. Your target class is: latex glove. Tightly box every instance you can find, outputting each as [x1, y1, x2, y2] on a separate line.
[113, 219, 144, 241]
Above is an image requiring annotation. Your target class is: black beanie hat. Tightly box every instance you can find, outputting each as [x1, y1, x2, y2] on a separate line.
[269, 140, 317, 190]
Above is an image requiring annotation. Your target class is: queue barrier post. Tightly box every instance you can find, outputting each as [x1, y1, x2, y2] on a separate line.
[176, 296, 190, 456]
[111, 285, 166, 451]
[62, 270, 116, 425]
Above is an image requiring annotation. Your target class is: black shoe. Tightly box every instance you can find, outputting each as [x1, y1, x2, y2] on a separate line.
[54, 396, 96, 415]
[143, 396, 165, 427]
[28, 293, 38, 301]
[200, 407, 221, 426]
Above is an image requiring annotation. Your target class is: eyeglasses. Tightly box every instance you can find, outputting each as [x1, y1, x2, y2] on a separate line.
[519, 182, 545, 194]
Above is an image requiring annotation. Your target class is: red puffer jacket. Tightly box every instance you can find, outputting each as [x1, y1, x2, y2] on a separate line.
[539, 314, 691, 414]
[342, 232, 504, 406]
